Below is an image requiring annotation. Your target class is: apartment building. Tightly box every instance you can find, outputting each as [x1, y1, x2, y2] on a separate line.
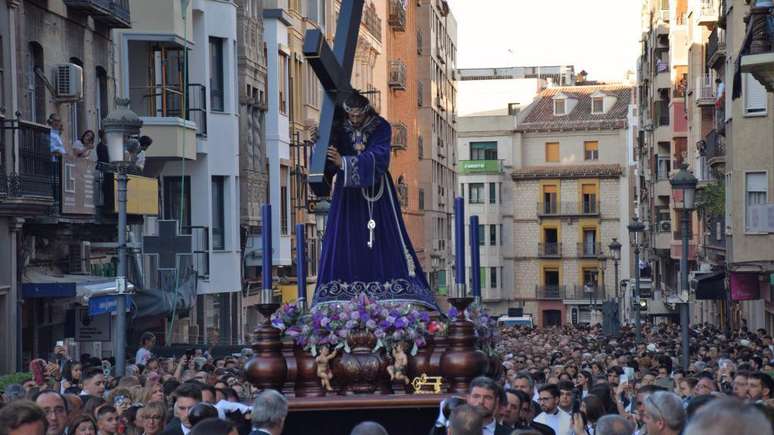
[636, 0, 696, 322]
[637, 0, 774, 331]
[117, 0, 242, 344]
[386, 0, 426, 270]
[417, 0, 457, 297]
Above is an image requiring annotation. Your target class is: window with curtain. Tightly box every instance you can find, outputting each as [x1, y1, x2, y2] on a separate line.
[211, 176, 225, 250]
[553, 99, 566, 116]
[545, 142, 560, 162]
[583, 228, 597, 256]
[470, 141, 497, 160]
[584, 141, 599, 161]
[746, 172, 768, 231]
[209, 37, 225, 112]
[469, 183, 484, 204]
[591, 97, 604, 114]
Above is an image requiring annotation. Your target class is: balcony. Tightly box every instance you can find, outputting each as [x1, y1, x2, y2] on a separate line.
[567, 284, 606, 301]
[697, 0, 718, 27]
[715, 107, 726, 135]
[740, 5, 774, 92]
[707, 28, 726, 69]
[458, 160, 503, 175]
[576, 242, 602, 258]
[388, 60, 407, 90]
[538, 242, 562, 258]
[536, 201, 600, 217]
[388, 0, 406, 31]
[391, 122, 407, 150]
[0, 120, 55, 202]
[63, 0, 130, 28]
[131, 83, 203, 160]
[535, 285, 566, 300]
[700, 129, 725, 167]
[362, 1, 382, 42]
[696, 74, 715, 106]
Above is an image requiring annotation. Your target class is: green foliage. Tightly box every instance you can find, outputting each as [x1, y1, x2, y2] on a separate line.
[697, 181, 725, 217]
[0, 372, 32, 392]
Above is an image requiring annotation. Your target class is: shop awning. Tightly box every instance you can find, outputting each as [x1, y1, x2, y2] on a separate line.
[695, 272, 725, 300]
[22, 269, 135, 302]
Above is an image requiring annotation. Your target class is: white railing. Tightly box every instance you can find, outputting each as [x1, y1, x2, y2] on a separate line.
[700, 0, 717, 17]
[697, 74, 715, 100]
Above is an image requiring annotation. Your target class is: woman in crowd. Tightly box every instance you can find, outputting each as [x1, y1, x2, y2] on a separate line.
[138, 401, 165, 435]
[61, 359, 82, 393]
[68, 414, 98, 435]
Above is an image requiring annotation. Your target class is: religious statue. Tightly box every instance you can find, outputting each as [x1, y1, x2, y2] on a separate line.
[387, 342, 409, 385]
[312, 91, 439, 311]
[316, 345, 338, 392]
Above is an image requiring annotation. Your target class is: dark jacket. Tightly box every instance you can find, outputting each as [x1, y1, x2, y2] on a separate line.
[159, 418, 184, 435]
[494, 423, 512, 435]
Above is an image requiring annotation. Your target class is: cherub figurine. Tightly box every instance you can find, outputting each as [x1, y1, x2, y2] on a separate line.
[316, 345, 338, 392]
[387, 342, 409, 385]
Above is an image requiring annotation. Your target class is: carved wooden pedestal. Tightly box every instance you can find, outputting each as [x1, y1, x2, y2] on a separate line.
[245, 303, 287, 390]
[439, 297, 487, 394]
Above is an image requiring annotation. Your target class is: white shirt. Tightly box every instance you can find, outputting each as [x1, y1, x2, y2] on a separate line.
[135, 347, 151, 366]
[482, 419, 496, 435]
[181, 423, 191, 435]
[535, 408, 572, 435]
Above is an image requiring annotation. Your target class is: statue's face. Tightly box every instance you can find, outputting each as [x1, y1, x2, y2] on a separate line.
[348, 111, 366, 128]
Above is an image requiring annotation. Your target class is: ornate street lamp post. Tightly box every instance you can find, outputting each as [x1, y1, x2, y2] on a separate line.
[628, 217, 645, 344]
[671, 163, 698, 371]
[609, 238, 622, 329]
[102, 98, 143, 377]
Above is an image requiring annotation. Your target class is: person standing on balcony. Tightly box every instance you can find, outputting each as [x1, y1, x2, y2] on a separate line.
[73, 130, 97, 161]
[96, 130, 110, 163]
[47, 114, 66, 160]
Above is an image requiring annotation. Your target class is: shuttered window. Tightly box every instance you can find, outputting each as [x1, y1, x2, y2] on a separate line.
[584, 141, 599, 161]
[545, 142, 560, 162]
[744, 73, 767, 115]
[746, 172, 768, 231]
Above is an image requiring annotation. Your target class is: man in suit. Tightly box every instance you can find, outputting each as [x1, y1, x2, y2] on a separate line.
[249, 389, 287, 435]
[161, 383, 202, 435]
[465, 376, 510, 435]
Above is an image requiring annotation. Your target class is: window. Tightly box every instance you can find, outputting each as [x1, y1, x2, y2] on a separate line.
[584, 141, 599, 161]
[209, 37, 225, 112]
[582, 184, 598, 214]
[545, 142, 560, 162]
[418, 188, 425, 210]
[0, 35, 4, 111]
[553, 98, 566, 115]
[28, 42, 45, 123]
[500, 224, 504, 245]
[69, 57, 85, 144]
[469, 183, 484, 204]
[418, 135, 424, 159]
[489, 182, 496, 204]
[478, 224, 485, 246]
[744, 73, 767, 115]
[592, 97, 604, 114]
[583, 228, 597, 256]
[470, 141, 497, 160]
[163, 176, 192, 229]
[96, 67, 108, 128]
[490, 266, 498, 289]
[279, 52, 288, 114]
[280, 165, 289, 235]
[746, 172, 767, 231]
[542, 184, 558, 214]
[657, 155, 672, 180]
[212, 176, 225, 250]
[489, 225, 496, 246]
[583, 269, 600, 289]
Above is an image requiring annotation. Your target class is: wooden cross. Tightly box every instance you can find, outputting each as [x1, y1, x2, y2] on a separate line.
[303, 0, 365, 198]
[143, 220, 193, 270]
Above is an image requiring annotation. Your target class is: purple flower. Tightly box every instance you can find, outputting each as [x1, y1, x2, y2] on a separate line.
[366, 319, 377, 330]
[394, 317, 407, 329]
[448, 307, 459, 318]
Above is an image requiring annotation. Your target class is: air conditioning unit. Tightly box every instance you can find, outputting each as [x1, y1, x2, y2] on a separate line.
[68, 241, 91, 274]
[54, 64, 84, 101]
[659, 220, 672, 232]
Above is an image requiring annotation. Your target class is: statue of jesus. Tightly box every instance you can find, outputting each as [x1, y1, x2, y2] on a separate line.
[312, 91, 439, 311]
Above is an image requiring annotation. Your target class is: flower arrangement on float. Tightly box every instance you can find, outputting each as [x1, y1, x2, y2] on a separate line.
[271, 293, 444, 356]
[448, 302, 500, 357]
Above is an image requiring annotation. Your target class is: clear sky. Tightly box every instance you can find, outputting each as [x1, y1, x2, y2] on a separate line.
[445, 0, 643, 82]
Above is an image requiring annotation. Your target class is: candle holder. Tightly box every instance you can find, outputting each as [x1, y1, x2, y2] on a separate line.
[440, 296, 487, 393]
[245, 302, 287, 390]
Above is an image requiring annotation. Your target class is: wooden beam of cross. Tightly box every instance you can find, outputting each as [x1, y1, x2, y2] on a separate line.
[303, 0, 365, 198]
[143, 220, 193, 270]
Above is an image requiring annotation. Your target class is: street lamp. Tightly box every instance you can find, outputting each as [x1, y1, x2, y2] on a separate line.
[102, 98, 143, 377]
[670, 163, 697, 371]
[627, 217, 645, 343]
[609, 238, 622, 329]
[312, 199, 331, 240]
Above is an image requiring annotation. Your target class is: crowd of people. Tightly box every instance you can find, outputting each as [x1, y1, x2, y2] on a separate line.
[1, 322, 774, 435]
